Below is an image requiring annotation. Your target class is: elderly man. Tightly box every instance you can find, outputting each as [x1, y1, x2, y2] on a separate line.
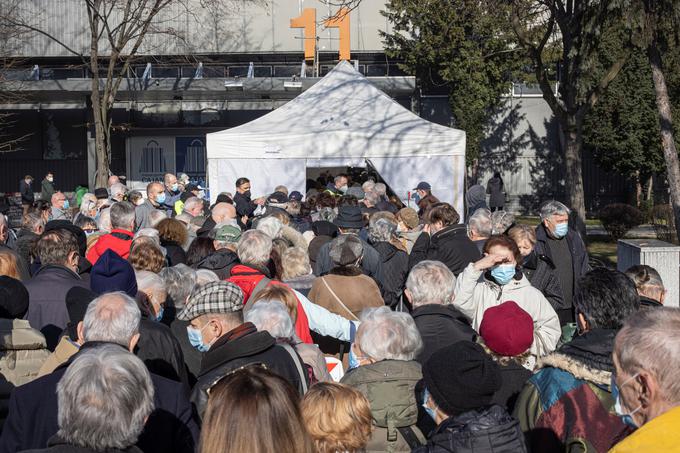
[109, 182, 128, 204]
[406, 261, 475, 364]
[325, 174, 349, 196]
[535, 200, 590, 325]
[135, 182, 166, 230]
[624, 264, 665, 309]
[182, 196, 204, 218]
[194, 224, 241, 279]
[227, 229, 274, 300]
[178, 281, 307, 417]
[374, 182, 398, 213]
[514, 268, 640, 453]
[86, 201, 135, 264]
[107, 174, 120, 188]
[0, 292, 199, 453]
[196, 202, 237, 237]
[15, 212, 44, 267]
[467, 208, 492, 253]
[49, 192, 70, 221]
[609, 308, 680, 452]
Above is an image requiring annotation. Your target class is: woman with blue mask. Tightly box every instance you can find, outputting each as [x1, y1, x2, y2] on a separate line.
[453, 235, 561, 357]
[136, 270, 167, 323]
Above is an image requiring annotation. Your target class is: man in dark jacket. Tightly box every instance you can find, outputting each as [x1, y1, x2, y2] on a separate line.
[178, 281, 307, 418]
[196, 224, 241, 279]
[14, 212, 43, 270]
[19, 175, 34, 215]
[195, 202, 237, 238]
[0, 292, 199, 453]
[24, 229, 88, 350]
[535, 200, 590, 325]
[514, 268, 639, 453]
[409, 203, 480, 276]
[413, 181, 439, 217]
[406, 261, 476, 364]
[41, 172, 55, 202]
[232, 177, 265, 218]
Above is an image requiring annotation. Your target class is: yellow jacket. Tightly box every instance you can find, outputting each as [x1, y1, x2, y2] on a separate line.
[610, 405, 680, 453]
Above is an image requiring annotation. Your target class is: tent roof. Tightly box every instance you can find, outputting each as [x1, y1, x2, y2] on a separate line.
[207, 61, 465, 159]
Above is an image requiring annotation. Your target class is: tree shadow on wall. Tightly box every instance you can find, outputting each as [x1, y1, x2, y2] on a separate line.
[477, 101, 529, 182]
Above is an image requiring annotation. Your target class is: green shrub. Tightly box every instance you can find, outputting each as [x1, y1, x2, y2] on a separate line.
[598, 203, 644, 241]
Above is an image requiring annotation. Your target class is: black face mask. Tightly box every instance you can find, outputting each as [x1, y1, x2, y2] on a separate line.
[243, 190, 252, 199]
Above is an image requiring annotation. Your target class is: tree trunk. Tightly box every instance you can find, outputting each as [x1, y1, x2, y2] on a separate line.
[90, 80, 110, 188]
[646, 174, 653, 202]
[562, 118, 587, 236]
[649, 43, 680, 242]
[635, 170, 642, 207]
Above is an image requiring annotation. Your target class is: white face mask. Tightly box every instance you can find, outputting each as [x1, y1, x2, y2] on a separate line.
[46, 177, 54, 182]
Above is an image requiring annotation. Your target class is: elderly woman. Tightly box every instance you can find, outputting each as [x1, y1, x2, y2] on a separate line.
[624, 264, 665, 308]
[368, 213, 408, 309]
[453, 235, 561, 357]
[508, 225, 564, 315]
[156, 218, 188, 266]
[281, 247, 316, 297]
[128, 240, 166, 273]
[135, 270, 167, 323]
[341, 306, 425, 451]
[308, 235, 384, 322]
[246, 300, 331, 383]
[73, 193, 98, 225]
[467, 208, 492, 253]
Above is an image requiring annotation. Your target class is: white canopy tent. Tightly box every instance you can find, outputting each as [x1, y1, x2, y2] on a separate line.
[207, 61, 466, 214]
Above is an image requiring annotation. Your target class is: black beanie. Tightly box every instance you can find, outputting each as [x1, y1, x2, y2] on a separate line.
[65, 286, 97, 341]
[423, 341, 501, 416]
[0, 276, 29, 319]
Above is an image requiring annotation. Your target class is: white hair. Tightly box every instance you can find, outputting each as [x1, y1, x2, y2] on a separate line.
[245, 300, 295, 339]
[109, 183, 127, 198]
[148, 210, 167, 227]
[539, 200, 571, 220]
[468, 208, 493, 238]
[368, 216, 397, 243]
[110, 202, 136, 230]
[406, 260, 456, 307]
[160, 264, 197, 309]
[373, 183, 387, 197]
[362, 180, 375, 193]
[135, 270, 166, 296]
[57, 345, 154, 451]
[357, 306, 423, 361]
[195, 269, 219, 286]
[134, 228, 160, 245]
[256, 216, 283, 239]
[182, 197, 203, 214]
[97, 209, 112, 233]
[237, 230, 273, 266]
[83, 292, 141, 346]
[80, 194, 97, 215]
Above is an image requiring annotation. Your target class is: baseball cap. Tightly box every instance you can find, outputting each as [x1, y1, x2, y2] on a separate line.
[212, 225, 242, 243]
[413, 181, 431, 191]
[177, 281, 245, 321]
[289, 191, 303, 202]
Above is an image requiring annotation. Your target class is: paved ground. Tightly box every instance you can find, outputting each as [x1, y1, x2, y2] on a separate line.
[586, 224, 657, 239]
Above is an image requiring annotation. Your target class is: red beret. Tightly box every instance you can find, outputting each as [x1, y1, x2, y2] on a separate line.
[479, 301, 534, 357]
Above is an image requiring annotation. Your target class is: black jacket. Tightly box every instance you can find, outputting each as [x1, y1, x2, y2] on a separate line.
[233, 192, 257, 217]
[14, 229, 38, 272]
[137, 319, 190, 391]
[639, 295, 663, 309]
[411, 304, 476, 364]
[19, 180, 34, 205]
[161, 240, 187, 267]
[195, 215, 216, 238]
[414, 405, 527, 453]
[170, 319, 201, 386]
[191, 323, 307, 418]
[20, 436, 143, 453]
[0, 343, 199, 453]
[313, 235, 384, 290]
[492, 361, 532, 413]
[409, 225, 481, 276]
[521, 251, 565, 311]
[196, 248, 239, 280]
[372, 241, 409, 308]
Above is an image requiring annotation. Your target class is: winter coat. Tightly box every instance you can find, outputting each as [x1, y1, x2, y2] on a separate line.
[163, 190, 181, 217]
[20, 436, 143, 453]
[160, 239, 187, 266]
[486, 177, 505, 208]
[513, 329, 629, 453]
[136, 318, 189, 389]
[411, 304, 476, 364]
[233, 192, 257, 217]
[192, 323, 307, 418]
[227, 263, 270, 301]
[409, 225, 481, 276]
[40, 179, 55, 202]
[417, 193, 440, 217]
[135, 199, 164, 230]
[283, 273, 316, 298]
[521, 251, 565, 312]
[465, 184, 488, 219]
[0, 374, 13, 435]
[49, 207, 69, 221]
[414, 405, 527, 453]
[314, 235, 384, 290]
[492, 360, 533, 413]
[341, 360, 425, 453]
[195, 215, 217, 238]
[196, 248, 238, 280]
[293, 337, 333, 382]
[0, 319, 49, 386]
[453, 263, 561, 357]
[170, 319, 201, 385]
[36, 336, 79, 378]
[15, 229, 39, 269]
[0, 342, 199, 453]
[371, 241, 409, 308]
[308, 267, 384, 321]
[609, 405, 680, 453]
[23, 265, 89, 351]
[280, 224, 308, 250]
[86, 229, 133, 265]
[19, 180, 34, 205]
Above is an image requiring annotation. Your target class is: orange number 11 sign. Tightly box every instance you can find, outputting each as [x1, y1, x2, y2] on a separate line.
[290, 7, 351, 61]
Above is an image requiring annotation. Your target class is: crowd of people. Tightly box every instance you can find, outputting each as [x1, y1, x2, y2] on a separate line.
[0, 169, 677, 453]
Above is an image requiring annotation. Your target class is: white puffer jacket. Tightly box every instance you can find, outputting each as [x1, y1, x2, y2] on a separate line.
[453, 263, 561, 357]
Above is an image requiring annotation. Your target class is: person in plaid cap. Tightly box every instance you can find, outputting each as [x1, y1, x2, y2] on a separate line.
[178, 281, 308, 418]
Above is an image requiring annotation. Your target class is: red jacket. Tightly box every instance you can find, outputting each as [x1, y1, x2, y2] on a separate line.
[228, 265, 313, 344]
[86, 229, 134, 265]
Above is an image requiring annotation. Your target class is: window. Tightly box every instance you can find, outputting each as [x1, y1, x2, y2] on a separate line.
[140, 140, 167, 174]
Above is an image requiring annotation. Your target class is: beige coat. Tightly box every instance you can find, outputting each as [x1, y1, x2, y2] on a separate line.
[37, 335, 79, 378]
[0, 319, 50, 386]
[308, 269, 384, 321]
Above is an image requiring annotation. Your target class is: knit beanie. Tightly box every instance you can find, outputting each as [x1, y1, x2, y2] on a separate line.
[479, 301, 534, 357]
[423, 341, 501, 416]
[0, 276, 29, 319]
[90, 249, 138, 297]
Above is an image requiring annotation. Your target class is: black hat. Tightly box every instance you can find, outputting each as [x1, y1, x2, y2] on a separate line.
[94, 188, 109, 199]
[44, 220, 87, 257]
[65, 286, 97, 341]
[185, 183, 199, 193]
[289, 191, 303, 202]
[268, 191, 288, 204]
[334, 205, 364, 229]
[216, 193, 233, 204]
[423, 341, 501, 416]
[0, 276, 29, 319]
[413, 181, 431, 191]
[311, 220, 339, 238]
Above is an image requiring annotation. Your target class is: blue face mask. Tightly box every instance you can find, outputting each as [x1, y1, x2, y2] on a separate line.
[491, 264, 516, 285]
[553, 222, 569, 238]
[611, 373, 641, 428]
[62, 200, 70, 210]
[154, 306, 164, 323]
[156, 193, 166, 205]
[187, 324, 211, 353]
[171, 183, 179, 192]
[348, 344, 365, 370]
[413, 193, 421, 204]
[422, 387, 438, 421]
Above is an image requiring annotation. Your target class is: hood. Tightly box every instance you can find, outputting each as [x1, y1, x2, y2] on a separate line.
[411, 304, 470, 326]
[465, 185, 486, 206]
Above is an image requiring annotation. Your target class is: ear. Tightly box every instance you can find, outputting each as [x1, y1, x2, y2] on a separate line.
[404, 288, 413, 303]
[660, 290, 666, 304]
[577, 312, 589, 333]
[76, 321, 85, 345]
[129, 333, 141, 352]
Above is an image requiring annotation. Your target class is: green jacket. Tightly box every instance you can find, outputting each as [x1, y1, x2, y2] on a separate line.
[341, 359, 425, 453]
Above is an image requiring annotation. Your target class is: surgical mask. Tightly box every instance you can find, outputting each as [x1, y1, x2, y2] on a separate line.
[84, 228, 98, 237]
[553, 222, 569, 238]
[62, 200, 70, 210]
[612, 373, 642, 428]
[243, 190, 252, 199]
[397, 223, 405, 233]
[187, 324, 212, 353]
[155, 193, 166, 205]
[198, 190, 206, 199]
[339, 185, 348, 194]
[46, 177, 53, 182]
[422, 388, 438, 421]
[154, 306, 164, 322]
[171, 183, 179, 192]
[491, 264, 516, 285]
[413, 193, 421, 204]
[348, 344, 365, 370]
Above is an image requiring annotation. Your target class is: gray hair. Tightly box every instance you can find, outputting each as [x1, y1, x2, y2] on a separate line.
[281, 247, 312, 281]
[237, 230, 272, 266]
[245, 300, 295, 339]
[256, 216, 283, 239]
[539, 200, 571, 220]
[363, 191, 380, 206]
[97, 208, 112, 233]
[57, 345, 154, 451]
[79, 194, 97, 215]
[357, 306, 423, 361]
[318, 207, 337, 223]
[329, 235, 363, 266]
[468, 208, 492, 237]
[625, 265, 665, 300]
[406, 260, 456, 307]
[83, 292, 141, 346]
[135, 270, 166, 297]
[110, 202, 136, 230]
[110, 183, 127, 199]
[148, 209, 167, 228]
[368, 216, 397, 243]
[22, 212, 44, 232]
[615, 308, 680, 404]
[134, 228, 160, 245]
[362, 180, 375, 193]
[160, 264, 197, 309]
[195, 269, 220, 285]
[334, 175, 347, 185]
[490, 210, 515, 235]
[373, 183, 387, 197]
[183, 197, 203, 214]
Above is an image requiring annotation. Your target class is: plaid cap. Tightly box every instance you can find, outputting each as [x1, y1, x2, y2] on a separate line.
[213, 224, 242, 243]
[177, 281, 244, 321]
